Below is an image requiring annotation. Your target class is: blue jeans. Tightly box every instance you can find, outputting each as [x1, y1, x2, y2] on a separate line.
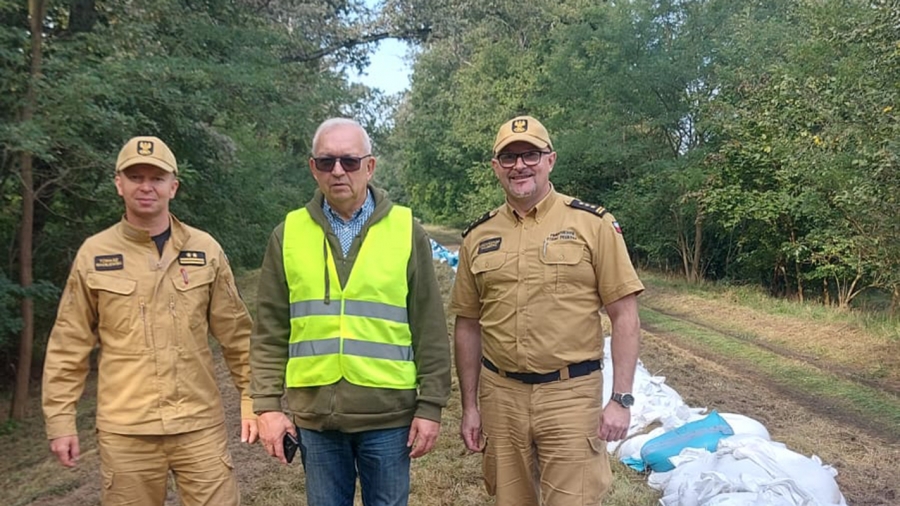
[298, 426, 411, 506]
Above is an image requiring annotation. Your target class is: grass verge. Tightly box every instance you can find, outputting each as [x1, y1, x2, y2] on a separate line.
[640, 306, 900, 442]
[639, 270, 899, 343]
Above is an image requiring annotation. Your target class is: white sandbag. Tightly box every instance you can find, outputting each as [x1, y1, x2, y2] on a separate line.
[617, 428, 665, 462]
[656, 438, 847, 506]
[718, 437, 846, 505]
[701, 491, 797, 506]
[658, 452, 773, 505]
[719, 413, 770, 440]
[652, 447, 717, 495]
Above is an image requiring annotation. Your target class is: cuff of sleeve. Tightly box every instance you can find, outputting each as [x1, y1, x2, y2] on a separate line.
[602, 280, 645, 306]
[253, 396, 283, 415]
[45, 416, 77, 440]
[240, 397, 257, 419]
[448, 304, 480, 319]
[414, 401, 443, 423]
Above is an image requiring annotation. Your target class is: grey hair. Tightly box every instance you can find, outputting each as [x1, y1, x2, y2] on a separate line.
[311, 118, 372, 155]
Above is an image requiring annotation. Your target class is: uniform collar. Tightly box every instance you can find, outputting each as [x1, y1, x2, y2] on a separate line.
[118, 214, 189, 250]
[500, 186, 560, 224]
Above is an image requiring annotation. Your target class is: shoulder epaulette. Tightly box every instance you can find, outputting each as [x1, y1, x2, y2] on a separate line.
[568, 199, 607, 218]
[462, 209, 499, 238]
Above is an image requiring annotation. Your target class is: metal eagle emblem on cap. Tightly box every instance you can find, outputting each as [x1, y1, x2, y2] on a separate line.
[512, 119, 528, 133]
[137, 140, 154, 156]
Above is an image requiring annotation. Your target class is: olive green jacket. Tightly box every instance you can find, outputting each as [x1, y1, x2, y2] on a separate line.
[250, 187, 451, 431]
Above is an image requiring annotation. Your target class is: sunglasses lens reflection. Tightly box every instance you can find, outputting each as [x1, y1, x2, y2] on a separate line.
[314, 157, 364, 172]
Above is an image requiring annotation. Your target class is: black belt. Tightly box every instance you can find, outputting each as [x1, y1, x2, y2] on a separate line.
[481, 357, 602, 384]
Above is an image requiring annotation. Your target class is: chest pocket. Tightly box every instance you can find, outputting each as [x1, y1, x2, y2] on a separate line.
[86, 272, 137, 335]
[171, 266, 216, 348]
[471, 252, 516, 302]
[540, 241, 585, 293]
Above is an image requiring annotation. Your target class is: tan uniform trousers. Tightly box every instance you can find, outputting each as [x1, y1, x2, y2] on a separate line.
[480, 366, 612, 506]
[97, 423, 238, 506]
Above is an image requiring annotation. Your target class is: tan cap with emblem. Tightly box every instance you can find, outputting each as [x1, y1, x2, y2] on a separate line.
[493, 115, 553, 154]
[115, 136, 178, 174]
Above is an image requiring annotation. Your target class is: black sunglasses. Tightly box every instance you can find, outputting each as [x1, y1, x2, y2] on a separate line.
[312, 154, 371, 173]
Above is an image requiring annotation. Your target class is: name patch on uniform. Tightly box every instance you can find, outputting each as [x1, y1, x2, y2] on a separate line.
[94, 254, 124, 271]
[547, 229, 577, 242]
[477, 237, 502, 254]
[178, 251, 207, 266]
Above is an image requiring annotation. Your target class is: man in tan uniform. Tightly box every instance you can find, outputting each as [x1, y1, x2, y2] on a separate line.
[450, 116, 644, 506]
[42, 136, 258, 506]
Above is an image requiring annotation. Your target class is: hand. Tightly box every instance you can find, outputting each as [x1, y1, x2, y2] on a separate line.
[598, 403, 631, 442]
[257, 411, 296, 464]
[460, 406, 484, 452]
[50, 435, 81, 468]
[241, 418, 259, 444]
[407, 417, 440, 458]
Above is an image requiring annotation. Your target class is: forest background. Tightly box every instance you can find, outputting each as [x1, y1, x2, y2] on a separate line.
[1, 0, 898, 420]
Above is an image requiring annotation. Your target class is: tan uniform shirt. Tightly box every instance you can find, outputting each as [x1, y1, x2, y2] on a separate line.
[43, 215, 254, 439]
[450, 190, 644, 374]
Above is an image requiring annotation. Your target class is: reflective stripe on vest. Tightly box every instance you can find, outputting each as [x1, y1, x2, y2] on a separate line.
[282, 205, 415, 389]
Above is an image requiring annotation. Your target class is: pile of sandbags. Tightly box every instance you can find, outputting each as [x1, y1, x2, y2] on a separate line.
[600, 337, 846, 506]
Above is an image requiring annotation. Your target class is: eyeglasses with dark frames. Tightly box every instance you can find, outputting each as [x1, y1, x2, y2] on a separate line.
[311, 154, 372, 173]
[495, 151, 550, 168]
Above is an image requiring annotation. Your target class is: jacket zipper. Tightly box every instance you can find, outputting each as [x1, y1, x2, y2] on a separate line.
[140, 298, 150, 348]
[170, 294, 180, 402]
[169, 295, 178, 347]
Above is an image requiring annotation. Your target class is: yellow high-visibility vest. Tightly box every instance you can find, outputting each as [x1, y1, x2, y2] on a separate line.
[282, 205, 416, 389]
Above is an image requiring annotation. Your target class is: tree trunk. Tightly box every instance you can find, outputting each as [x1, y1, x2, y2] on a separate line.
[11, 0, 45, 421]
[690, 212, 703, 282]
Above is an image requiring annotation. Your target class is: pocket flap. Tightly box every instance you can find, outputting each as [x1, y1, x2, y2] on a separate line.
[540, 242, 583, 265]
[101, 468, 115, 489]
[86, 272, 137, 295]
[471, 253, 506, 275]
[588, 436, 606, 455]
[219, 451, 235, 470]
[172, 266, 216, 291]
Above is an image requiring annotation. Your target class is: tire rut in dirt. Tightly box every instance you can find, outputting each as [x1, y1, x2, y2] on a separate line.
[640, 321, 900, 444]
[643, 304, 900, 397]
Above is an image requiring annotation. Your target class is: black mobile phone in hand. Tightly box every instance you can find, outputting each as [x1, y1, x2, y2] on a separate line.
[283, 432, 299, 464]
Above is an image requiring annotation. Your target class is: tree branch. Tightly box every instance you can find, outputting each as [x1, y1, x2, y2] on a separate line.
[281, 27, 431, 63]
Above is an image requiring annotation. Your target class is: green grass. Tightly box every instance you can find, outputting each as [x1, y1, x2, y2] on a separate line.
[640, 306, 900, 440]
[640, 270, 899, 342]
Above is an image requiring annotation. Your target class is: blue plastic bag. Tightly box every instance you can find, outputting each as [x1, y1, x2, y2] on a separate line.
[638, 410, 734, 472]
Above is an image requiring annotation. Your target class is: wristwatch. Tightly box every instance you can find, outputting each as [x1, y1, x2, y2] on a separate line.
[611, 392, 635, 408]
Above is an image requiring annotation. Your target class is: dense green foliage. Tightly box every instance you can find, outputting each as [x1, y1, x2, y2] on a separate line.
[2, 0, 897, 392]
[390, 0, 899, 308]
[0, 0, 406, 386]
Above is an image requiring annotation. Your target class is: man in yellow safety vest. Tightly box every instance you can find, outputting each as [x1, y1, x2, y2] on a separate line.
[250, 118, 451, 506]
